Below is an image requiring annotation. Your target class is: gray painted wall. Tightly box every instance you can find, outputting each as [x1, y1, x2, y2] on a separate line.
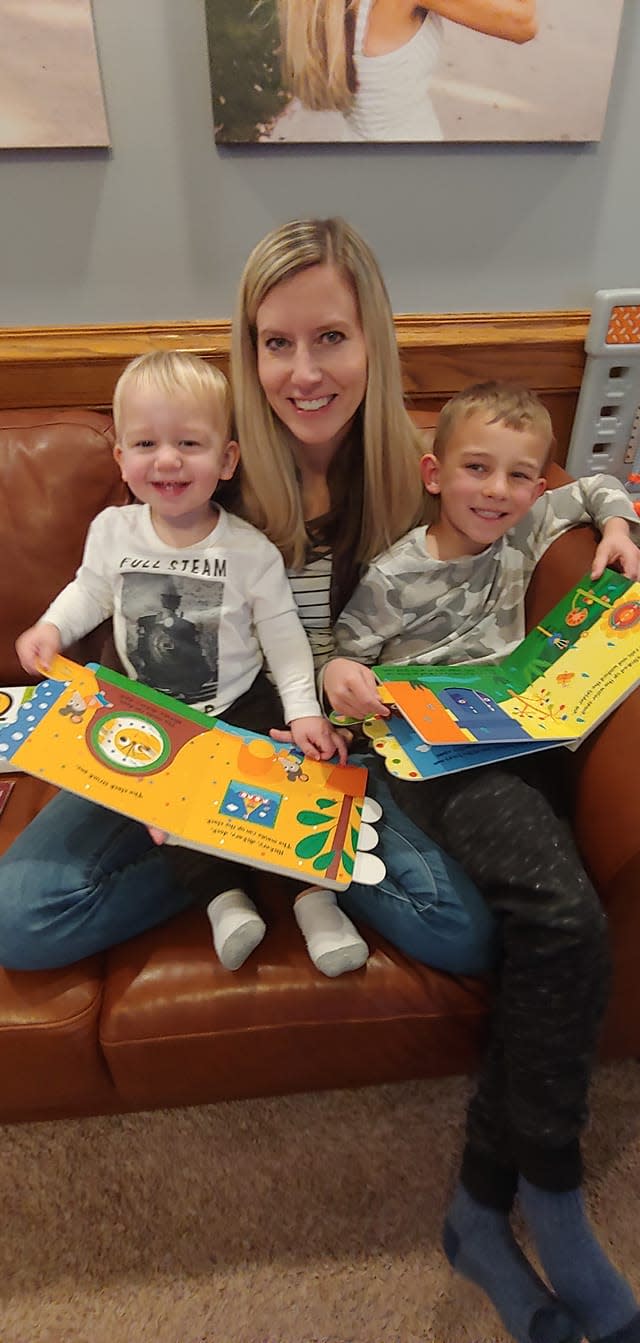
[0, 0, 638, 326]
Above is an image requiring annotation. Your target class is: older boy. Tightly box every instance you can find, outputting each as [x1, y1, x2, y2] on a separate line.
[324, 383, 640, 1343]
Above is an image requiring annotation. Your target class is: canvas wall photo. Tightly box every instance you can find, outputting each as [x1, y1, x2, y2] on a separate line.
[0, 0, 109, 149]
[206, 0, 624, 145]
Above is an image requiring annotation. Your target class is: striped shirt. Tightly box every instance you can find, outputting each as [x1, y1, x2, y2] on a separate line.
[288, 546, 334, 671]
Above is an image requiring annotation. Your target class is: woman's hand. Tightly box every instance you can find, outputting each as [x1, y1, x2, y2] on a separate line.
[15, 621, 61, 676]
[289, 715, 349, 764]
[591, 519, 640, 581]
[323, 657, 389, 722]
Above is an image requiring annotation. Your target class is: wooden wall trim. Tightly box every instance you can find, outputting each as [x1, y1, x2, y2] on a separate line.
[0, 311, 589, 463]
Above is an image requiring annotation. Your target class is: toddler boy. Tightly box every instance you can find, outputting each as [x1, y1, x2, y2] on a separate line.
[17, 351, 368, 978]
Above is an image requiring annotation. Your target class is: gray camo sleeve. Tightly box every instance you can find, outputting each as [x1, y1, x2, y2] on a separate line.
[332, 566, 406, 666]
[521, 474, 640, 565]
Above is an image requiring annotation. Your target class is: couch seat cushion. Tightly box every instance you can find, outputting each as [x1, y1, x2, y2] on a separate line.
[101, 878, 490, 1109]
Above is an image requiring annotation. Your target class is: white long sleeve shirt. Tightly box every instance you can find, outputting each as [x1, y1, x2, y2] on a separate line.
[44, 504, 323, 721]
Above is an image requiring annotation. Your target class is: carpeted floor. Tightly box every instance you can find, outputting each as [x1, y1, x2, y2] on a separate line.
[2, 1061, 639, 1343]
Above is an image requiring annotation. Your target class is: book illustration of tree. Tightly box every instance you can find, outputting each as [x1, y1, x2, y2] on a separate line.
[294, 797, 361, 882]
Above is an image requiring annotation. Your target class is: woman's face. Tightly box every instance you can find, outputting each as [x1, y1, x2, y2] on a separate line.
[255, 263, 368, 461]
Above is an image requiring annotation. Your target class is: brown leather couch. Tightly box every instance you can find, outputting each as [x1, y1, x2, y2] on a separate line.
[1, 407, 639, 1124]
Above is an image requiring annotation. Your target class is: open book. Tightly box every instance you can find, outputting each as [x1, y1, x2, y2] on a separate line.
[0, 657, 379, 891]
[0, 685, 33, 772]
[368, 570, 640, 781]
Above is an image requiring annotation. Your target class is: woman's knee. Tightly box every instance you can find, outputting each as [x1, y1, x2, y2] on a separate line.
[0, 886, 54, 970]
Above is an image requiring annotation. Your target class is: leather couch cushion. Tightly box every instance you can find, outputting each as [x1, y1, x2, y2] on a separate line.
[0, 956, 118, 1119]
[100, 887, 490, 1109]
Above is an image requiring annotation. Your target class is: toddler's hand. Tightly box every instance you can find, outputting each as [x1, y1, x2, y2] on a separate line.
[323, 657, 388, 722]
[147, 826, 168, 845]
[15, 621, 61, 676]
[592, 521, 640, 581]
[289, 715, 349, 764]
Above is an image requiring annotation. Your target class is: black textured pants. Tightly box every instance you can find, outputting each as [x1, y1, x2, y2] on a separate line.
[389, 752, 612, 1208]
[162, 670, 284, 902]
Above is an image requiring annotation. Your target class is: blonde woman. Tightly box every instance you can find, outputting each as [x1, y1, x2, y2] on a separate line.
[229, 216, 498, 976]
[277, 0, 537, 141]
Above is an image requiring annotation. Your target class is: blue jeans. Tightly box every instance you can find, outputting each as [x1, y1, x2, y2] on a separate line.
[0, 762, 496, 975]
[338, 755, 497, 976]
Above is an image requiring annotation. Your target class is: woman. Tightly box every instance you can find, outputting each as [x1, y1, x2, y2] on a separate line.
[228, 215, 496, 971]
[277, 0, 537, 141]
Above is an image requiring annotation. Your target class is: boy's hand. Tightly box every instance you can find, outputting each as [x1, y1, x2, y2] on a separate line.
[323, 657, 389, 723]
[289, 715, 349, 764]
[15, 621, 61, 676]
[591, 519, 640, 581]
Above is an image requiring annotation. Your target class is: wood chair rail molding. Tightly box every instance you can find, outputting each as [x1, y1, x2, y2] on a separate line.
[0, 310, 589, 465]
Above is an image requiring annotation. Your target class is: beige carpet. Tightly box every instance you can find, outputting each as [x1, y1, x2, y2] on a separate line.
[1, 1061, 639, 1343]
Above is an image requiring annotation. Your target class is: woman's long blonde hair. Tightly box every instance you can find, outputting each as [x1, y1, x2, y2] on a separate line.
[277, 0, 356, 112]
[231, 217, 428, 574]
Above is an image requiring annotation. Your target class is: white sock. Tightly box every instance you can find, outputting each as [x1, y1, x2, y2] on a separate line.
[294, 888, 369, 978]
[206, 889, 266, 971]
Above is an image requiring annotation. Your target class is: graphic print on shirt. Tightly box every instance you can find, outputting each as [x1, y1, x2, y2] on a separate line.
[121, 572, 222, 704]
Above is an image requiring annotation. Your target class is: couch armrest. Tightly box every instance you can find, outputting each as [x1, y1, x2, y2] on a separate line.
[525, 467, 640, 905]
[527, 494, 640, 1058]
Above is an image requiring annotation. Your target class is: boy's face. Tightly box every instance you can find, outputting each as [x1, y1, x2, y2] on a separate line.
[114, 386, 239, 542]
[421, 411, 548, 559]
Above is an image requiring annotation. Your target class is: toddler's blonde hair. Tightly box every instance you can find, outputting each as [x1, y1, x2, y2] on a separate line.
[113, 351, 233, 441]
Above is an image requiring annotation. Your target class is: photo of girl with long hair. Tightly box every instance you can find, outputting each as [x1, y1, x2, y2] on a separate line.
[206, 0, 623, 144]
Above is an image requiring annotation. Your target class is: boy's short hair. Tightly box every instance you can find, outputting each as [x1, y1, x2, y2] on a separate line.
[113, 351, 233, 440]
[433, 381, 555, 471]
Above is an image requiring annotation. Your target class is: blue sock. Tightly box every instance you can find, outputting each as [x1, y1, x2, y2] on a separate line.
[443, 1184, 582, 1343]
[519, 1179, 640, 1342]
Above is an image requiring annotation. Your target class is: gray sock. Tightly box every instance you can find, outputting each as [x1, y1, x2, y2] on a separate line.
[294, 888, 369, 977]
[443, 1184, 582, 1343]
[519, 1179, 640, 1342]
[207, 889, 266, 971]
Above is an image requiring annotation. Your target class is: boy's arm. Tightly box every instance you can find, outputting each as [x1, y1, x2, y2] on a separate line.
[321, 567, 403, 721]
[41, 513, 116, 646]
[526, 475, 640, 576]
[17, 513, 116, 674]
[333, 566, 404, 665]
[591, 516, 640, 580]
[251, 547, 347, 761]
[251, 549, 323, 722]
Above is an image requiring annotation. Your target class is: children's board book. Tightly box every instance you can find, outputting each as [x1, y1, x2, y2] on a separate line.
[364, 570, 640, 781]
[0, 686, 33, 772]
[0, 657, 384, 891]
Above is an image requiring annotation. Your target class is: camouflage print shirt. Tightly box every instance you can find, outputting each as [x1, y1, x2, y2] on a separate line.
[332, 476, 640, 668]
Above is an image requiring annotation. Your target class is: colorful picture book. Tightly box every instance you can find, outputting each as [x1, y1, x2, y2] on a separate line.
[0, 685, 33, 772]
[0, 657, 372, 891]
[367, 570, 640, 781]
